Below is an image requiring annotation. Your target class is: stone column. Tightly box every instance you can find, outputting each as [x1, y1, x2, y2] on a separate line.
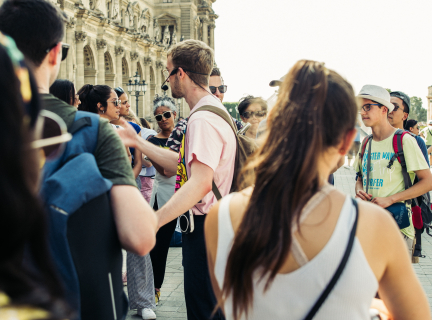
[115, 46, 125, 88]
[75, 31, 87, 91]
[155, 61, 163, 95]
[202, 18, 208, 45]
[209, 22, 215, 50]
[66, 19, 76, 81]
[144, 57, 152, 118]
[97, 39, 107, 85]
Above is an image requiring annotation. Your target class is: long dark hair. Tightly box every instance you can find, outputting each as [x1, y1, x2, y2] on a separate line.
[77, 84, 112, 114]
[221, 60, 357, 319]
[49, 79, 75, 106]
[0, 46, 70, 318]
[405, 119, 418, 131]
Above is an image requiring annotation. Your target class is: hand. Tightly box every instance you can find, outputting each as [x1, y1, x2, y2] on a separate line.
[355, 190, 372, 201]
[371, 196, 394, 208]
[116, 119, 138, 148]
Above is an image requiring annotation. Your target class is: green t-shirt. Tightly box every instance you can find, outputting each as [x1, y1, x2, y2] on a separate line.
[354, 131, 428, 239]
[41, 94, 136, 187]
[421, 127, 432, 145]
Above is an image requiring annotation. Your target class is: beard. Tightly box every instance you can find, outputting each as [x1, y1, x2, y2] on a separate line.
[170, 76, 183, 99]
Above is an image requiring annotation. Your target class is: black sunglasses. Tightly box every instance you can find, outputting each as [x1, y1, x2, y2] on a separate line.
[209, 85, 227, 94]
[46, 43, 70, 61]
[241, 111, 267, 119]
[155, 111, 173, 122]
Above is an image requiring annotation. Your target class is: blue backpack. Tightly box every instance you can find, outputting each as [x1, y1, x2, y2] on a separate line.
[41, 111, 128, 320]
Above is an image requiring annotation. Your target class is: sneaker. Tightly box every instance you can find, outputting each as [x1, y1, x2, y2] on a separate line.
[155, 289, 161, 306]
[137, 308, 156, 320]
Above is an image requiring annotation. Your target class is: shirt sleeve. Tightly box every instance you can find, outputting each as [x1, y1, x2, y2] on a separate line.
[403, 134, 429, 173]
[415, 135, 430, 166]
[94, 119, 137, 186]
[186, 116, 224, 171]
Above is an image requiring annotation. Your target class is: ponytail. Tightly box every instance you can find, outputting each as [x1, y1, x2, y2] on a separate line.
[77, 84, 112, 114]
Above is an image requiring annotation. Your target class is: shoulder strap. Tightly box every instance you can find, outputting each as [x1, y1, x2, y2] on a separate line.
[191, 105, 237, 135]
[388, 129, 413, 205]
[69, 116, 92, 134]
[303, 199, 359, 320]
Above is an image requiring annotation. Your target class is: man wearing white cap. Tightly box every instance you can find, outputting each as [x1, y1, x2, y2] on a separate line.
[420, 120, 432, 165]
[354, 85, 432, 257]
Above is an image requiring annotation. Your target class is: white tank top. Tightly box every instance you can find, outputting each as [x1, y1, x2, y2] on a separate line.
[215, 189, 378, 320]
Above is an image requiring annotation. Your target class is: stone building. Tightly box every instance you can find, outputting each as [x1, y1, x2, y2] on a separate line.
[0, 0, 218, 119]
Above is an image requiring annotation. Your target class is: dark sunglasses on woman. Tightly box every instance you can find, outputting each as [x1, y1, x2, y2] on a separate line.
[209, 85, 227, 94]
[155, 111, 173, 122]
[241, 110, 266, 119]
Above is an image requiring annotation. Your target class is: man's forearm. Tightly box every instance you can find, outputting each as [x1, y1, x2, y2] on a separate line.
[390, 178, 432, 204]
[157, 176, 212, 228]
[135, 137, 178, 174]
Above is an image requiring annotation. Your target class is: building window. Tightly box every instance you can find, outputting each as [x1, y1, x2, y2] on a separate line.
[162, 0, 173, 3]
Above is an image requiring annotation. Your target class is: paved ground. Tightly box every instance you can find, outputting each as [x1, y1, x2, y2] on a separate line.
[125, 164, 432, 319]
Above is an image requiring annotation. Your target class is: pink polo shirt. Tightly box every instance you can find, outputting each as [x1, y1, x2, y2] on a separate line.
[185, 95, 236, 215]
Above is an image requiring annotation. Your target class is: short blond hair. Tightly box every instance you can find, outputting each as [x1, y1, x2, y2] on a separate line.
[167, 39, 214, 86]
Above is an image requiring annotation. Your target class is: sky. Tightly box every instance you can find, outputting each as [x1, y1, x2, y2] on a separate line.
[212, 0, 432, 110]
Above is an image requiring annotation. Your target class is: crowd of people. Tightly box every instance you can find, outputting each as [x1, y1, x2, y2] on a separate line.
[1, 0, 432, 320]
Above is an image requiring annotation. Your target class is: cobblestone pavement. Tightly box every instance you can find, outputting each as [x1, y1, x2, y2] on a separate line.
[125, 165, 432, 319]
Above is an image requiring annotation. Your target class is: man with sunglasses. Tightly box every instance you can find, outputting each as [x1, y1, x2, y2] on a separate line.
[354, 85, 432, 257]
[119, 40, 234, 320]
[0, 1, 157, 318]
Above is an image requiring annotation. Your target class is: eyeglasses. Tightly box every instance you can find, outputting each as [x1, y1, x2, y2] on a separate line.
[361, 103, 381, 112]
[108, 99, 121, 107]
[209, 85, 227, 94]
[31, 110, 72, 160]
[241, 111, 267, 119]
[46, 43, 70, 61]
[155, 111, 173, 122]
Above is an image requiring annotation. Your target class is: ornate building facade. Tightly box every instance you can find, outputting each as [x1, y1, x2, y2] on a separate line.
[1, 0, 218, 118]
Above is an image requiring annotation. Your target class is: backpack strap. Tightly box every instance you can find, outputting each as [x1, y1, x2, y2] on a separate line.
[358, 135, 373, 179]
[388, 129, 413, 205]
[69, 116, 92, 135]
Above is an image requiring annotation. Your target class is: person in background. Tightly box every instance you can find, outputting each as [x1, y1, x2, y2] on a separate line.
[147, 95, 179, 307]
[420, 120, 432, 165]
[0, 31, 71, 320]
[78, 84, 121, 122]
[347, 118, 361, 167]
[49, 79, 80, 108]
[238, 95, 268, 140]
[405, 119, 420, 136]
[113, 87, 142, 180]
[205, 60, 431, 320]
[139, 117, 157, 203]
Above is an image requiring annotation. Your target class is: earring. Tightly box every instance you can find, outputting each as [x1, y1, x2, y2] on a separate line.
[339, 148, 345, 155]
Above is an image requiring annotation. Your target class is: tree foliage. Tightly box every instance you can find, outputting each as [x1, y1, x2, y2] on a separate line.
[409, 96, 427, 122]
[223, 102, 240, 120]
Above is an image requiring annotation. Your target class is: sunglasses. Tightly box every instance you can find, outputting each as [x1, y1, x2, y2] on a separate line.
[209, 85, 227, 94]
[155, 111, 173, 122]
[108, 99, 121, 107]
[46, 43, 70, 61]
[31, 110, 72, 160]
[241, 111, 267, 119]
[361, 103, 381, 112]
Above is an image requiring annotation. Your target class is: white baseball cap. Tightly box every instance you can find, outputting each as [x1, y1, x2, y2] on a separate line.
[357, 85, 394, 113]
[428, 120, 432, 125]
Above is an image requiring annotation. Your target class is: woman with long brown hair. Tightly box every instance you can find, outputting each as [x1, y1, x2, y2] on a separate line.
[205, 60, 430, 320]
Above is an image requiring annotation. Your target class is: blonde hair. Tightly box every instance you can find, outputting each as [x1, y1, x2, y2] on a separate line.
[167, 39, 214, 86]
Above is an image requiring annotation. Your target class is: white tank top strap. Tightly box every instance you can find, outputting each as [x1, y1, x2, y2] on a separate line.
[291, 184, 335, 266]
[215, 193, 236, 288]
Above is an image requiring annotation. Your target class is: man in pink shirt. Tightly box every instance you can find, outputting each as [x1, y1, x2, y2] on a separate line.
[119, 40, 235, 320]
